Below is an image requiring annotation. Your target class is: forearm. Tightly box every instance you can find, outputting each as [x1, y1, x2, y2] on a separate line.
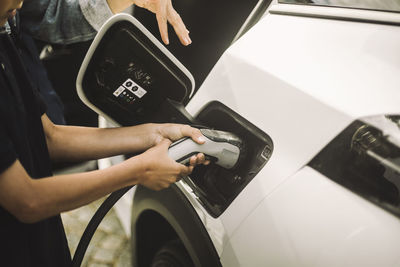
[29, 159, 139, 220]
[0, 159, 142, 223]
[42, 113, 205, 162]
[46, 123, 157, 162]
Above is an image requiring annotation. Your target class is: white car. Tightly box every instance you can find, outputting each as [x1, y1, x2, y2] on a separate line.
[77, 0, 400, 266]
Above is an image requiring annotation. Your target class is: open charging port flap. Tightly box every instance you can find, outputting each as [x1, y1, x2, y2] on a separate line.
[76, 13, 194, 126]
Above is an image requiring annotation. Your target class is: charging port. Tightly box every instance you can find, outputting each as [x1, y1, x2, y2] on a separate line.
[187, 101, 273, 217]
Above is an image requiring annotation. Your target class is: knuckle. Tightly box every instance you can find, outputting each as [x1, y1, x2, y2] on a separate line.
[194, 127, 201, 135]
[181, 124, 191, 133]
[170, 13, 182, 26]
[157, 13, 168, 22]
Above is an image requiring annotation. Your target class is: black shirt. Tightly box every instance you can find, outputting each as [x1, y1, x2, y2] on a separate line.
[8, 14, 66, 125]
[0, 30, 71, 266]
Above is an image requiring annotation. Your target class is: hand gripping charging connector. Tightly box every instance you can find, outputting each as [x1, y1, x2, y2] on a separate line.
[168, 129, 243, 169]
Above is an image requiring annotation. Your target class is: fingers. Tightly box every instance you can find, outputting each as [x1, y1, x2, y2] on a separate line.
[179, 164, 193, 177]
[179, 125, 205, 144]
[156, 0, 169, 45]
[189, 155, 197, 166]
[136, 0, 191, 46]
[167, 4, 191, 46]
[189, 153, 210, 166]
[157, 0, 191, 46]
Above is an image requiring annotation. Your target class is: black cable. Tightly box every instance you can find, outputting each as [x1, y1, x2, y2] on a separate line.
[71, 186, 133, 267]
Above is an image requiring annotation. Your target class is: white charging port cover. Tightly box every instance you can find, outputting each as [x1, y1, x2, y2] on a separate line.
[76, 13, 194, 126]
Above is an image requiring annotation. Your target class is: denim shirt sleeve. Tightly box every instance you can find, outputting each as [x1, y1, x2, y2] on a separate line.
[20, 0, 114, 45]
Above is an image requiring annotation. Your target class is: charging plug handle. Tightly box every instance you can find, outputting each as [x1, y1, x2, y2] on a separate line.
[168, 129, 243, 169]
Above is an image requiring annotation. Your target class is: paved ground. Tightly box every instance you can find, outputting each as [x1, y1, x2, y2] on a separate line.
[62, 197, 132, 267]
[56, 162, 132, 267]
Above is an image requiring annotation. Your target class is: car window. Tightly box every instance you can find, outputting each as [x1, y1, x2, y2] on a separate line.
[279, 0, 400, 13]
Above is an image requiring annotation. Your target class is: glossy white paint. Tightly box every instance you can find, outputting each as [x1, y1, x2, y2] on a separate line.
[187, 51, 352, 239]
[207, 11, 400, 119]
[221, 167, 400, 266]
[184, 4, 400, 262]
[175, 182, 229, 255]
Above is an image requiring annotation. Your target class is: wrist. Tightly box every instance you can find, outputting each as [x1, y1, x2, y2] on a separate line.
[144, 123, 163, 147]
[110, 156, 144, 187]
[124, 123, 159, 151]
[130, 153, 152, 186]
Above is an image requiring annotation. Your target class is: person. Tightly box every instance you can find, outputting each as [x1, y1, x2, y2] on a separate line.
[6, 13, 68, 125]
[20, 0, 192, 46]
[0, 0, 206, 266]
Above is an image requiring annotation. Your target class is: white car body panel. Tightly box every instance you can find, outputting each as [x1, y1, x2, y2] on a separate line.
[221, 167, 400, 266]
[184, 4, 400, 263]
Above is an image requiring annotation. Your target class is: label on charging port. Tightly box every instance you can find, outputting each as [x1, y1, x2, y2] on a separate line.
[122, 78, 147, 98]
[113, 86, 125, 97]
[113, 78, 147, 100]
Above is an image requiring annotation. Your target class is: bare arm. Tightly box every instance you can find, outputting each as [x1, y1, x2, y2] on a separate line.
[42, 115, 204, 162]
[0, 138, 193, 223]
[0, 160, 133, 223]
[43, 115, 156, 162]
[0, 114, 207, 223]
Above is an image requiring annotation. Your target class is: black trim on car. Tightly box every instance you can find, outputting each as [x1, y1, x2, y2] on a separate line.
[308, 116, 400, 219]
[233, 0, 273, 42]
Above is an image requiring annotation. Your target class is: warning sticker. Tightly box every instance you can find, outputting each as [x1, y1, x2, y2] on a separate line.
[113, 86, 125, 97]
[122, 78, 147, 98]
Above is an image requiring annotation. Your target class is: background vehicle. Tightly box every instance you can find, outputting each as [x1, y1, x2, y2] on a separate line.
[44, 0, 400, 266]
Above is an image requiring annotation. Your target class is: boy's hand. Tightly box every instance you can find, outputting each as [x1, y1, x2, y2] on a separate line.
[137, 139, 193, 190]
[153, 124, 210, 166]
[154, 124, 205, 145]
